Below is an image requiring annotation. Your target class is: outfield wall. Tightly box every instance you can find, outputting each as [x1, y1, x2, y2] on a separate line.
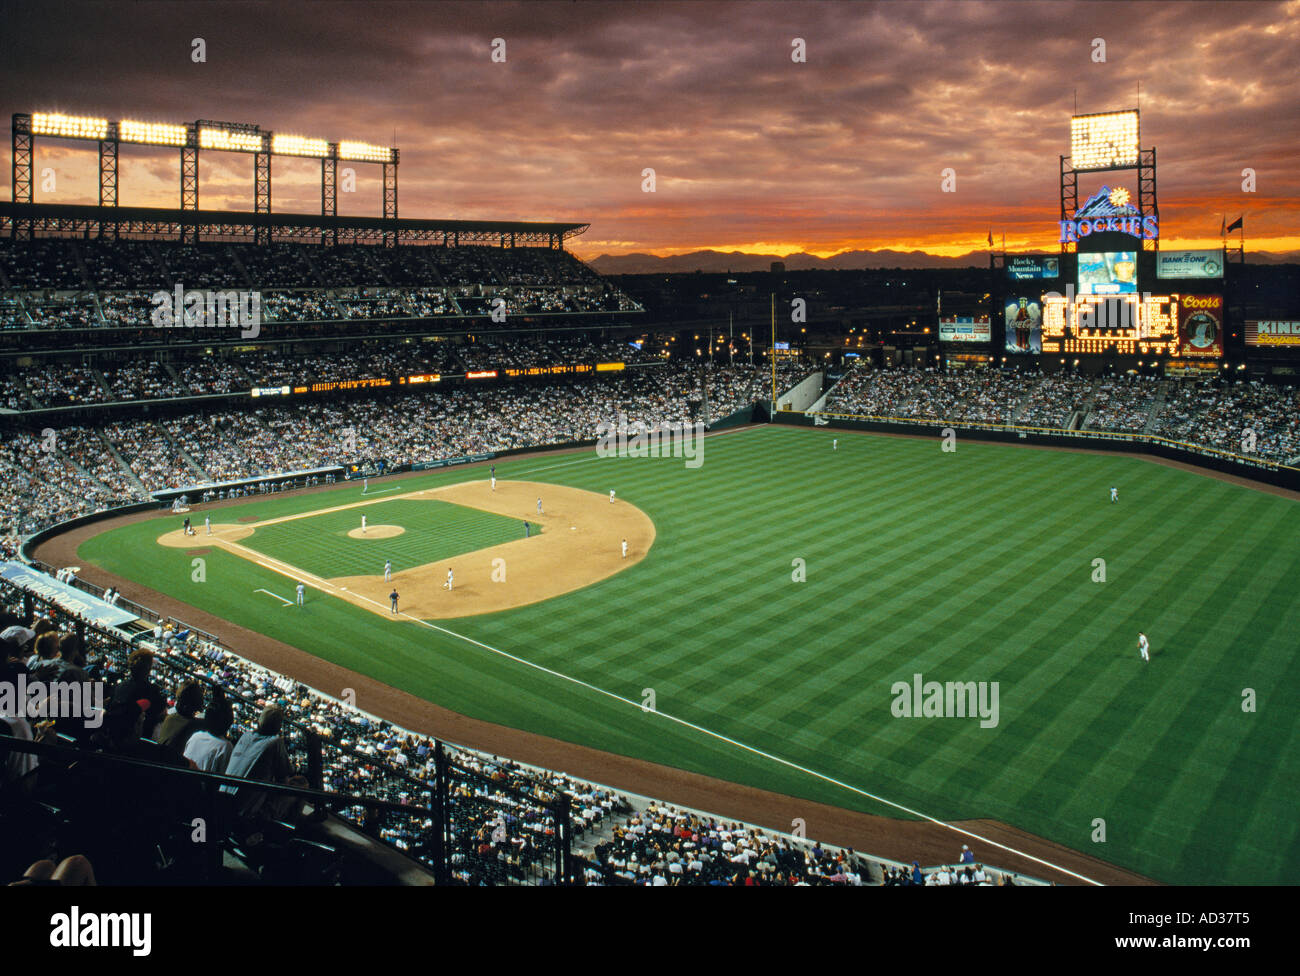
[782, 412, 1300, 492]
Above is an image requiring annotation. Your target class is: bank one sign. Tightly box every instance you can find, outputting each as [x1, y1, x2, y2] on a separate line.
[1060, 185, 1158, 244]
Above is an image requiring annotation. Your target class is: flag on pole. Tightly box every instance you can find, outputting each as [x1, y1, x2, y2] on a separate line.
[987, 229, 994, 248]
[1226, 215, 1243, 233]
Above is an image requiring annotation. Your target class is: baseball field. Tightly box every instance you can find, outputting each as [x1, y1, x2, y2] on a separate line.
[68, 425, 1300, 884]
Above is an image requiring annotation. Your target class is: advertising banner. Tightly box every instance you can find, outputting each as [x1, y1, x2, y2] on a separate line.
[0, 562, 140, 629]
[1157, 250, 1224, 279]
[1006, 256, 1061, 280]
[1175, 295, 1224, 358]
[938, 317, 991, 343]
[411, 452, 496, 471]
[1004, 298, 1042, 354]
[1244, 321, 1300, 347]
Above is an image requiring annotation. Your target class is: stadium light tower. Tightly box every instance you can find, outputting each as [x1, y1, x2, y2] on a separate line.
[1060, 109, 1158, 253]
[10, 109, 400, 244]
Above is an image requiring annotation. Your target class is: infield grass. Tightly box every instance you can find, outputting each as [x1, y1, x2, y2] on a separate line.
[239, 498, 531, 578]
[78, 426, 1300, 884]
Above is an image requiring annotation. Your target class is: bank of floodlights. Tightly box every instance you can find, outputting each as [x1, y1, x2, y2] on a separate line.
[1070, 110, 1140, 171]
[12, 109, 398, 222]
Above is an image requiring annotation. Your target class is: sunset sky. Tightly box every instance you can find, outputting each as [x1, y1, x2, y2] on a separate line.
[1, 0, 1296, 262]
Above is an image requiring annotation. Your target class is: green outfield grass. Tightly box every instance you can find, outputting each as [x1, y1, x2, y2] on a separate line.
[78, 426, 1300, 884]
[238, 498, 531, 578]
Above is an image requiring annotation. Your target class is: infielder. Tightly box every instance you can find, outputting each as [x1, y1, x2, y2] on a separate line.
[444, 568, 454, 591]
[363, 477, 368, 494]
[390, 589, 399, 613]
[205, 515, 211, 535]
[610, 489, 616, 504]
[491, 474, 497, 491]
[361, 514, 367, 534]
[296, 582, 305, 606]
[621, 539, 628, 558]
[384, 559, 392, 581]
[536, 497, 543, 515]
[1138, 632, 1149, 662]
[1110, 486, 1118, 503]
[524, 521, 530, 538]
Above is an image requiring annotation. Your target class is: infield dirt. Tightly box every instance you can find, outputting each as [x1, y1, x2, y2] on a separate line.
[157, 479, 655, 619]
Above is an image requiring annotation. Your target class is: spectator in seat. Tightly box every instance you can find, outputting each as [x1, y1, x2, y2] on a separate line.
[156, 680, 205, 754]
[183, 694, 235, 773]
[108, 649, 166, 738]
[222, 705, 309, 828]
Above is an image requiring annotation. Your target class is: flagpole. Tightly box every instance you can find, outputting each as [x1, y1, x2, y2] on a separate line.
[770, 292, 777, 408]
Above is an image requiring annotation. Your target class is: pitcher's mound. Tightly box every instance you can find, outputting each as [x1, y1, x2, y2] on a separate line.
[348, 524, 404, 539]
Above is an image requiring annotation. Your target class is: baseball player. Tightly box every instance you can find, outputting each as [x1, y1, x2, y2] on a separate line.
[1110, 486, 1118, 503]
[833, 438, 838, 451]
[384, 559, 392, 581]
[536, 497, 543, 515]
[183, 516, 193, 536]
[205, 515, 211, 535]
[296, 582, 305, 606]
[491, 474, 497, 491]
[444, 568, 454, 591]
[1138, 632, 1150, 662]
[361, 514, 367, 534]
[390, 589, 399, 613]
[621, 539, 628, 559]
[524, 520, 530, 538]
[610, 489, 616, 504]
[363, 477, 368, 494]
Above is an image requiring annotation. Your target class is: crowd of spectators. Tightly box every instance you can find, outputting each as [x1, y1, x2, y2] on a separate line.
[1, 239, 637, 329]
[824, 365, 1038, 424]
[1083, 375, 1162, 433]
[3, 581, 966, 886]
[818, 364, 1300, 464]
[1152, 379, 1300, 462]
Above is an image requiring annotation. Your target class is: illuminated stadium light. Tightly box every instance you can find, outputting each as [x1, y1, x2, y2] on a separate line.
[119, 119, 188, 146]
[272, 133, 330, 158]
[199, 126, 264, 152]
[338, 140, 392, 163]
[1070, 110, 1140, 171]
[32, 112, 108, 140]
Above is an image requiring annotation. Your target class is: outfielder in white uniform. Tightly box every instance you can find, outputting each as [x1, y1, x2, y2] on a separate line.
[833, 438, 838, 451]
[1110, 486, 1118, 503]
[384, 560, 392, 581]
[1138, 632, 1149, 662]
[205, 515, 211, 535]
[361, 514, 367, 534]
[444, 568, 454, 591]
[296, 582, 305, 606]
[621, 539, 628, 558]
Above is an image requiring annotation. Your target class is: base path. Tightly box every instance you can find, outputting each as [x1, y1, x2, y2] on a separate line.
[157, 479, 655, 620]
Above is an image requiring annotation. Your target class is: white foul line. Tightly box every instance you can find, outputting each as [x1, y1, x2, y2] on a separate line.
[334, 587, 1104, 886]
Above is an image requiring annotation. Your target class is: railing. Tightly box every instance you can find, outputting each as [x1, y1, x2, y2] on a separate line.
[0, 575, 576, 885]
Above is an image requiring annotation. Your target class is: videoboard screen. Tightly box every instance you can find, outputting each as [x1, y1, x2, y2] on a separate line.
[1077, 251, 1137, 295]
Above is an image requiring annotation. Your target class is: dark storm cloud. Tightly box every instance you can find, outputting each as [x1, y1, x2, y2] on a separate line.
[1, 0, 1296, 256]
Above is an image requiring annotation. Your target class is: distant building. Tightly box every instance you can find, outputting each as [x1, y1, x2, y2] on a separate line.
[770, 261, 785, 274]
